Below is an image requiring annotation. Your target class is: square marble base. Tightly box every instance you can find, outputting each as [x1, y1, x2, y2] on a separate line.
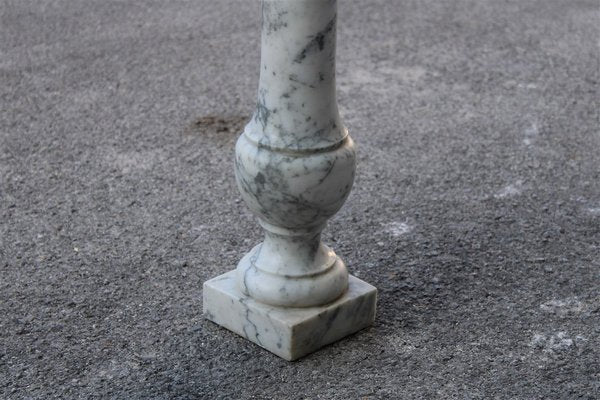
[203, 271, 377, 361]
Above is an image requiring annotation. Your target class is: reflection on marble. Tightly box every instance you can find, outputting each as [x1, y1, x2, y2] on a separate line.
[204, 271, 377, 361]
[203, 0, 377, 360]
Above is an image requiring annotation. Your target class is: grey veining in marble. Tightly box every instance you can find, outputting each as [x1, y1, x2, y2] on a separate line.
[235, 0, 356, 308]
[204, 271, 377, 361]
[245, 0, 344, 152]
[203, 0, 377, 360]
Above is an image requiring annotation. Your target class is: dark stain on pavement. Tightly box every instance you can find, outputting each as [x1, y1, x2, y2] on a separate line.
[185, 115, 248, 146]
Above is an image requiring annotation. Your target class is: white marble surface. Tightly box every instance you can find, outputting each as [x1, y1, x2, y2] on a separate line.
[204, 0, 377, 360]
[244, 0, 344, 152]
[204, 271, 377, 361]
[234, 0, 357, 308]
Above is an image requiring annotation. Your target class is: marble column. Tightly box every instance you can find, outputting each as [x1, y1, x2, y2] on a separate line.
[203, 0, 377, 361]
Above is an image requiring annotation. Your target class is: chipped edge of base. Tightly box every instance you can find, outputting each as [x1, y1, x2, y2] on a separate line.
[203, 270, 377, 361]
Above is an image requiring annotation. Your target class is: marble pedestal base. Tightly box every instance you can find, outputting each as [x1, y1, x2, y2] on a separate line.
[203, 271, 377, 361]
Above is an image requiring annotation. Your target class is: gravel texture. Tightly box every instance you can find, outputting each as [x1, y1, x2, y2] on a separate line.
[1, 0, 599, 399]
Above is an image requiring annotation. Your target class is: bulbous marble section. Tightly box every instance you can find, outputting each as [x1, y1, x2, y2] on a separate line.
[234, 133, 355, 307]
[234, 133, 356, 230]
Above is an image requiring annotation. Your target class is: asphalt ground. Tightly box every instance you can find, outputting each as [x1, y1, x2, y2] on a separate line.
[1, 0, 599, 398]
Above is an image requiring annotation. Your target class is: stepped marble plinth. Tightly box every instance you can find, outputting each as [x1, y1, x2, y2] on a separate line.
[204, 272, 376, 360]
[203, 0, 377, 360]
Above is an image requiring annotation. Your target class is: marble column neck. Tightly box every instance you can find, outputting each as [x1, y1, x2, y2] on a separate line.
[244, 0, 346, 153]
